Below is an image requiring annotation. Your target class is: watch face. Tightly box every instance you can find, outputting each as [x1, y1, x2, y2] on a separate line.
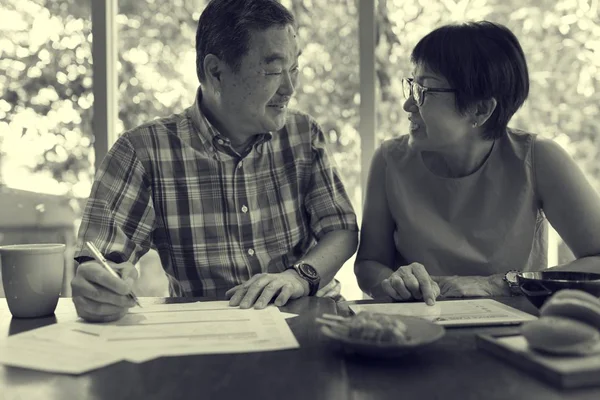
[299, 263, 318, 280]
[506, 271, 519, 284]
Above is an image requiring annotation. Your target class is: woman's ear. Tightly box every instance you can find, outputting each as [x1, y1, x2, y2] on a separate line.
[472, 97, 498, 127]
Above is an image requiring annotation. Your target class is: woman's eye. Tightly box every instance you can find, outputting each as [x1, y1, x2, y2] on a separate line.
[266, 71, 282, 76]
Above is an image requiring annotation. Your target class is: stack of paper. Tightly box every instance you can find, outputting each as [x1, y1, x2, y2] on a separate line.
[0, 301, 299, 374]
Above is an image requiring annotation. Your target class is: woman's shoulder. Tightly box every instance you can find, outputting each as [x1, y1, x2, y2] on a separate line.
[502, 127, 540, 162]
[505, 127, 537, 143]
[380, 135, 412, 163]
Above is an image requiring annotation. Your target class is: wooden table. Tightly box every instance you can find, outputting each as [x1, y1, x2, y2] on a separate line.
[1, 296, 599, 400]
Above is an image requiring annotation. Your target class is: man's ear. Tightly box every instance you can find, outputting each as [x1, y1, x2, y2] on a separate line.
[203, 54, 223, 91]
[472, 97, 498, 127]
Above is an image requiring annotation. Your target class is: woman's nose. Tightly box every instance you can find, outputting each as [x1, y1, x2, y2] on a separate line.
[403, 95, 417, 112]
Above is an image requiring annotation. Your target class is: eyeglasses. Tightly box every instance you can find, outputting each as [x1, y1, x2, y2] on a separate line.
[402, 78, 457, 107]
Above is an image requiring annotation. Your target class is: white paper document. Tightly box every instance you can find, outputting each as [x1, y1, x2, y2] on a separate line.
[0, 301, 299, 373]
[76, 302, 299, 363]
[0, 334, 119, 374]
[349, 299, 537, 327]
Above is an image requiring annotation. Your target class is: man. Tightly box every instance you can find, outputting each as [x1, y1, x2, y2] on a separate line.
[71, 0, 358, 322]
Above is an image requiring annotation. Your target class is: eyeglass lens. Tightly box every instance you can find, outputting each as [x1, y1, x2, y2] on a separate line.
[403, 79, 422, 105]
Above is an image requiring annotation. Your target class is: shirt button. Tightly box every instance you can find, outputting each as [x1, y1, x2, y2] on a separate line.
[241, 205, 248, 213]
[217, 139, 224, 145]
[238, 161, 243, 168]
[247, 248, 255, 256]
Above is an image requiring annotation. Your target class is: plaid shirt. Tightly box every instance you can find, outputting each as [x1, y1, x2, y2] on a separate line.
[75, 89, 358, 298]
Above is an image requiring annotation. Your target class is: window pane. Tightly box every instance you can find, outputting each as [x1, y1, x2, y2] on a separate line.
[117, 0, 200, 133]
[282, 0, 361, 211]
[0, 0, 93, 296]
[0, 0, 94, 198]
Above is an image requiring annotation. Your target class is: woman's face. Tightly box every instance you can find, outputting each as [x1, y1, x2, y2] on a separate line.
[403, 64, 473, 151]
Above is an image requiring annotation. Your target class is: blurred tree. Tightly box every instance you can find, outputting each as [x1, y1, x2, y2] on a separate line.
[0, 0, 93, 195]
[116, 0, 199, 131]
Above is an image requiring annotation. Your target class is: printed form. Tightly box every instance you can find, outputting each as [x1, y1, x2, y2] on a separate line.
[0, 301, 299, 374]
[349, 299, 536, 327]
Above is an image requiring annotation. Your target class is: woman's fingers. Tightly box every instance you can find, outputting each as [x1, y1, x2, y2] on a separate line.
[397, 272, 422, 299]
[388, 274, 413, 300]
[381, 278, 403, 300]
[386, 263, 437, 305]
[412, 267, 436, 305]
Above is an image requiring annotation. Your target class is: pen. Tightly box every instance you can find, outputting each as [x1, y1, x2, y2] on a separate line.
[85, 241, 142, 308]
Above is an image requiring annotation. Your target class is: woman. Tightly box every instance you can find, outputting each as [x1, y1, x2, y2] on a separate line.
[355, 21, 600, 305]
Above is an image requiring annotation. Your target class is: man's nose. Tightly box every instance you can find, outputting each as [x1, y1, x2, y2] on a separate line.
[278, 70, 296, 96]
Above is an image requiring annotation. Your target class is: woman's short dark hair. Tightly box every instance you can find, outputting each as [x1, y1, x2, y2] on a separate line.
[195, 0, 295, 83]
[411, 21, 529, 139]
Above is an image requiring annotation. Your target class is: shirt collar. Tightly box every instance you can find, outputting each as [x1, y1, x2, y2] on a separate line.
[187, 87, 273, 151]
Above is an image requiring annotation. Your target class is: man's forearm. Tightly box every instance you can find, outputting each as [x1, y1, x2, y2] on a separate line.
[300, 229, 358, 289]
[549, 255, 600, 273]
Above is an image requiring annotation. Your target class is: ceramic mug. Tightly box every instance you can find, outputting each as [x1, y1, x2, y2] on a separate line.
[0, 243, 66, 318]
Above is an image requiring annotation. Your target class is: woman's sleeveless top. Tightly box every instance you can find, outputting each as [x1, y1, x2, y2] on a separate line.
[381, 129, 548, 276]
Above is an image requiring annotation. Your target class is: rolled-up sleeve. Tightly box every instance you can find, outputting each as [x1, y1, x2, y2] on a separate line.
[74, 133, 155, 266]
[304, 117, 359, 239]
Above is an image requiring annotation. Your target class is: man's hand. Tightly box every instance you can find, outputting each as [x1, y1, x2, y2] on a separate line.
[71, 260, 138, 322]
[380, 262, 440, 305]
[433, 274, 509, 298]
[226, 270, 309, 309]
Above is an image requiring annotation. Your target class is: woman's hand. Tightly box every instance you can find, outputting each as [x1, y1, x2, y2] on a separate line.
[380, 262, 440, 305]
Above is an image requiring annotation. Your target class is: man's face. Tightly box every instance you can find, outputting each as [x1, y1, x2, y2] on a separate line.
[219, 24, 300, 135]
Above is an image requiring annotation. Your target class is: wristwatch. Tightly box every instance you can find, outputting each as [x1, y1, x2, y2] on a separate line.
[503, 270, 522, 295]
[291, 262, 321, 296]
